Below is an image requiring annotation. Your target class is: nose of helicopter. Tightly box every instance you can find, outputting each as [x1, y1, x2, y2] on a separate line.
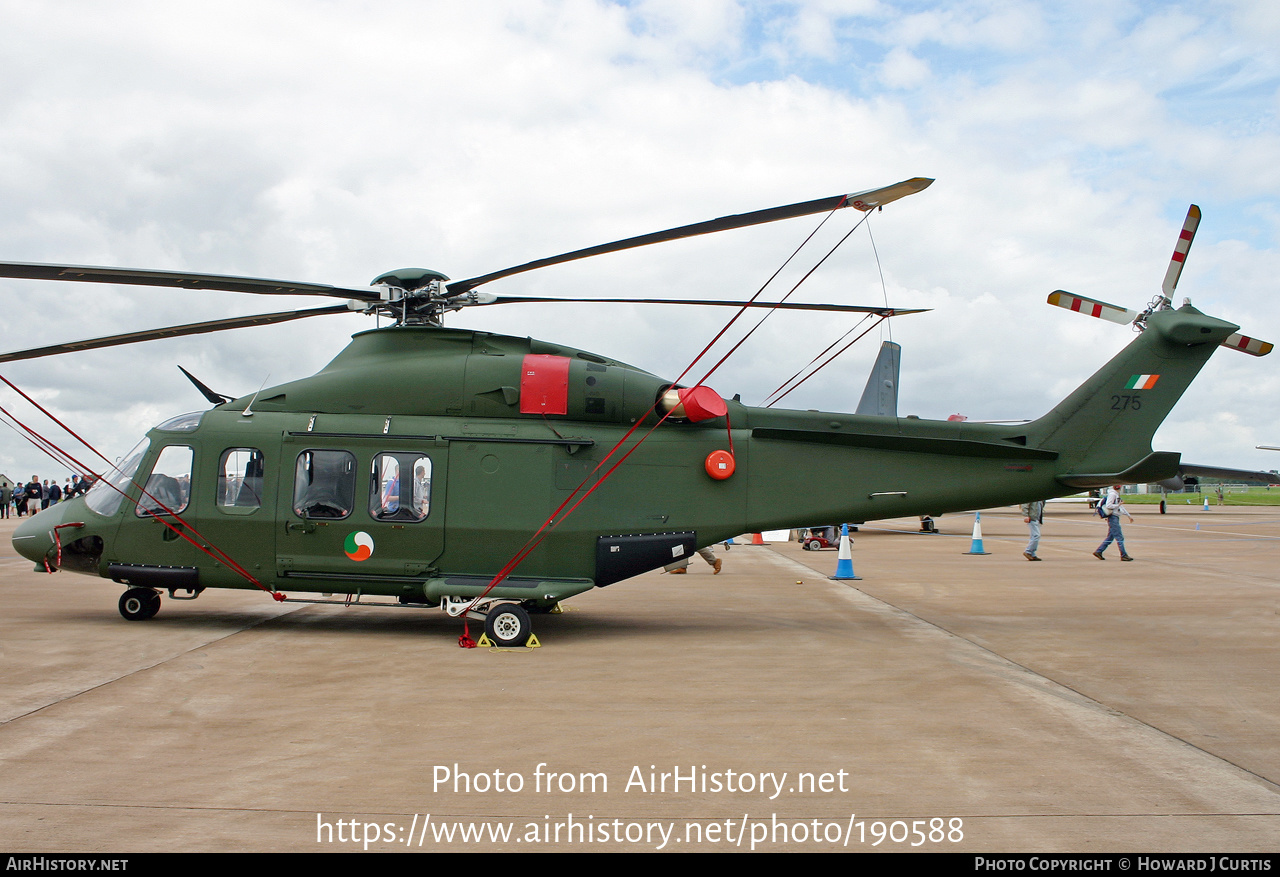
[13, 501, 76, 569]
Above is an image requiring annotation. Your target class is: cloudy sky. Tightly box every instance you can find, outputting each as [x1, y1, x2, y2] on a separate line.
[1, 0, 1277, 482]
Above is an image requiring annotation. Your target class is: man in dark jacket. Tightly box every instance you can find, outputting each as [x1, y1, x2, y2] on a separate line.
[25, 478, 42, 515]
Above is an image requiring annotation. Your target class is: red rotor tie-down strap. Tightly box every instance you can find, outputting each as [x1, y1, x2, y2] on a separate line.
[0, 377, 276, 596]
[457, 204, 867, 646]
[767, 316, 886, 408]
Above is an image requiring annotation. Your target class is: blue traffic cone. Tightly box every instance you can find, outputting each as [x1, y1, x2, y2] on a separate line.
[1203, 495, 1210, 511]
[830, 523, 861, 580]
[963, 512, 991, 555]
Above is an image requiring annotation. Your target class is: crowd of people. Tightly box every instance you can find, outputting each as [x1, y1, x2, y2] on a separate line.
[0, 475, 94, 518]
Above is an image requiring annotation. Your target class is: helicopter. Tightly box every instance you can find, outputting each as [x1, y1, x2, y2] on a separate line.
[2, 180, 1270, 647]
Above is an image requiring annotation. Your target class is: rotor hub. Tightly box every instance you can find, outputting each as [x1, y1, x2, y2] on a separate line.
[368, 268, 461, 325]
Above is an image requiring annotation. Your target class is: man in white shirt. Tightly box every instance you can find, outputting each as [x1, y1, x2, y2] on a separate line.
[1094, 484, 1135, 561]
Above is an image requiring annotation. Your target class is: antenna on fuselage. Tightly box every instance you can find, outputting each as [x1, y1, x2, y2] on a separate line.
[242, 374, 270, 417]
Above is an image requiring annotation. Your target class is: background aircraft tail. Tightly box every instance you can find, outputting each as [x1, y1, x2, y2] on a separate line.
[856, 341, 901, 416]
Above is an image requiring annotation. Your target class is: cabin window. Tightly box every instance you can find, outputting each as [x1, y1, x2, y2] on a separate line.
[86, 438, 150, 517]
[293, 450, 356, 519]
[369, 453, 431, 522]
[217, 448, 265, 511]
[136, 445, 194, 517]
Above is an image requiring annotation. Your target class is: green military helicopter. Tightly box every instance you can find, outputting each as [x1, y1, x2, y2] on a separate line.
[2, 181, 1270, 646]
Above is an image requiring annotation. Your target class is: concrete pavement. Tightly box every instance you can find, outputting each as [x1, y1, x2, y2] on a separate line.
[0, 506, 1277, 852]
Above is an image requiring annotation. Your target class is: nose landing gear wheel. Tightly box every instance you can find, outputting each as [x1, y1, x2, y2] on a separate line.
[119, 588, 161, 621]
[484, 602, 531, 648]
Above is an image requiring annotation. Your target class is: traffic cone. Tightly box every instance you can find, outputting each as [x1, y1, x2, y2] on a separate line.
[963, 512, 991, 555]
[751, 532, 764, 545]
[1203, 495, 1210, 511]
[830, 523, 860, 581]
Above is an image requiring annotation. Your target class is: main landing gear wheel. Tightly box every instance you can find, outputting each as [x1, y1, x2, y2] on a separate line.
[119, 588, 161, 621]
[484, 602, 532, 648]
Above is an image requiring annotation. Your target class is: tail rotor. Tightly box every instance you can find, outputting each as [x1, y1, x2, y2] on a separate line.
[1046, 204, 1271, 357]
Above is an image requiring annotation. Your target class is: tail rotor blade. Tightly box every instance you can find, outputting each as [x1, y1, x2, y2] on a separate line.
[1161, 205, 1200, 301]
[1047, 290, 1138, 325]
[1222, 332, 1274, 357]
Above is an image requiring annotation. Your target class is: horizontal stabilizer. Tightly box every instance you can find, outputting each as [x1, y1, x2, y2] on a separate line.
[1178, 463, 1274, 483]
[1057, 451, 1183, 490]
[1047, 290, 1138, 325]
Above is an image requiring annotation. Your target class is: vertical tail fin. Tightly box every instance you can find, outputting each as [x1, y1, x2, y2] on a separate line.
[856, 341, 901, 416]
[1028, 304, 1238, 480]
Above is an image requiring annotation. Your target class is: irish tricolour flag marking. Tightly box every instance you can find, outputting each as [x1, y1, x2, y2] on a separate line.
[1126, 374, 1159, 390]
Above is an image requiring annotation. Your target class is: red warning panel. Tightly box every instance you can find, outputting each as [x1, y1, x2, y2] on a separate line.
[519, 354, 570, 415]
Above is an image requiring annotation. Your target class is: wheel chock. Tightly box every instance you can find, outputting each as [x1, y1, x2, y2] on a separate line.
[476, 632, 543, 649]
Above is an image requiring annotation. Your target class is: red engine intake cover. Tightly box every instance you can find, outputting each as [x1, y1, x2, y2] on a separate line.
[676, 385, 727, 422]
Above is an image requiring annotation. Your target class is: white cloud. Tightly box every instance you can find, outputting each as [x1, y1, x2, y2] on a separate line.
[0, 0, 1275, 483]
[878, 47, 931, 88]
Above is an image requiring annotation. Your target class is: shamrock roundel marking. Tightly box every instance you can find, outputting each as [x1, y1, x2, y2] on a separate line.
[345, 531, 374, 561]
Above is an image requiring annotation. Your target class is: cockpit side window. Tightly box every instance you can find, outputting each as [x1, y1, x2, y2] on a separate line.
[218, 448, 265, 513]
[369, 453, 431, 522]
[86, 438, 150, 517]
[293, 450, 355, 519]
[135, 445, 194, 517]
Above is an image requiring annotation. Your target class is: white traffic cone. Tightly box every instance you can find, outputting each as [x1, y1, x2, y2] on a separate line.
[830, 523, 861, 581]
[963, 511, 991, 555]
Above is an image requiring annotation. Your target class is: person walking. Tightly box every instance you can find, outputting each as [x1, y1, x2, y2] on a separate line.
[1020, 499, 1045, 561]
[665, 546, 722, 574]
[1094, 484, 1135, 561]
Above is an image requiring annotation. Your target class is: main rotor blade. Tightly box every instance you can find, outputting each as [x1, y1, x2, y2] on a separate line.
[0, 305, 352, 363]
[481, 295, 927, 316]
[0, 261, 382, 302]
[446, 177, 935, 294]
